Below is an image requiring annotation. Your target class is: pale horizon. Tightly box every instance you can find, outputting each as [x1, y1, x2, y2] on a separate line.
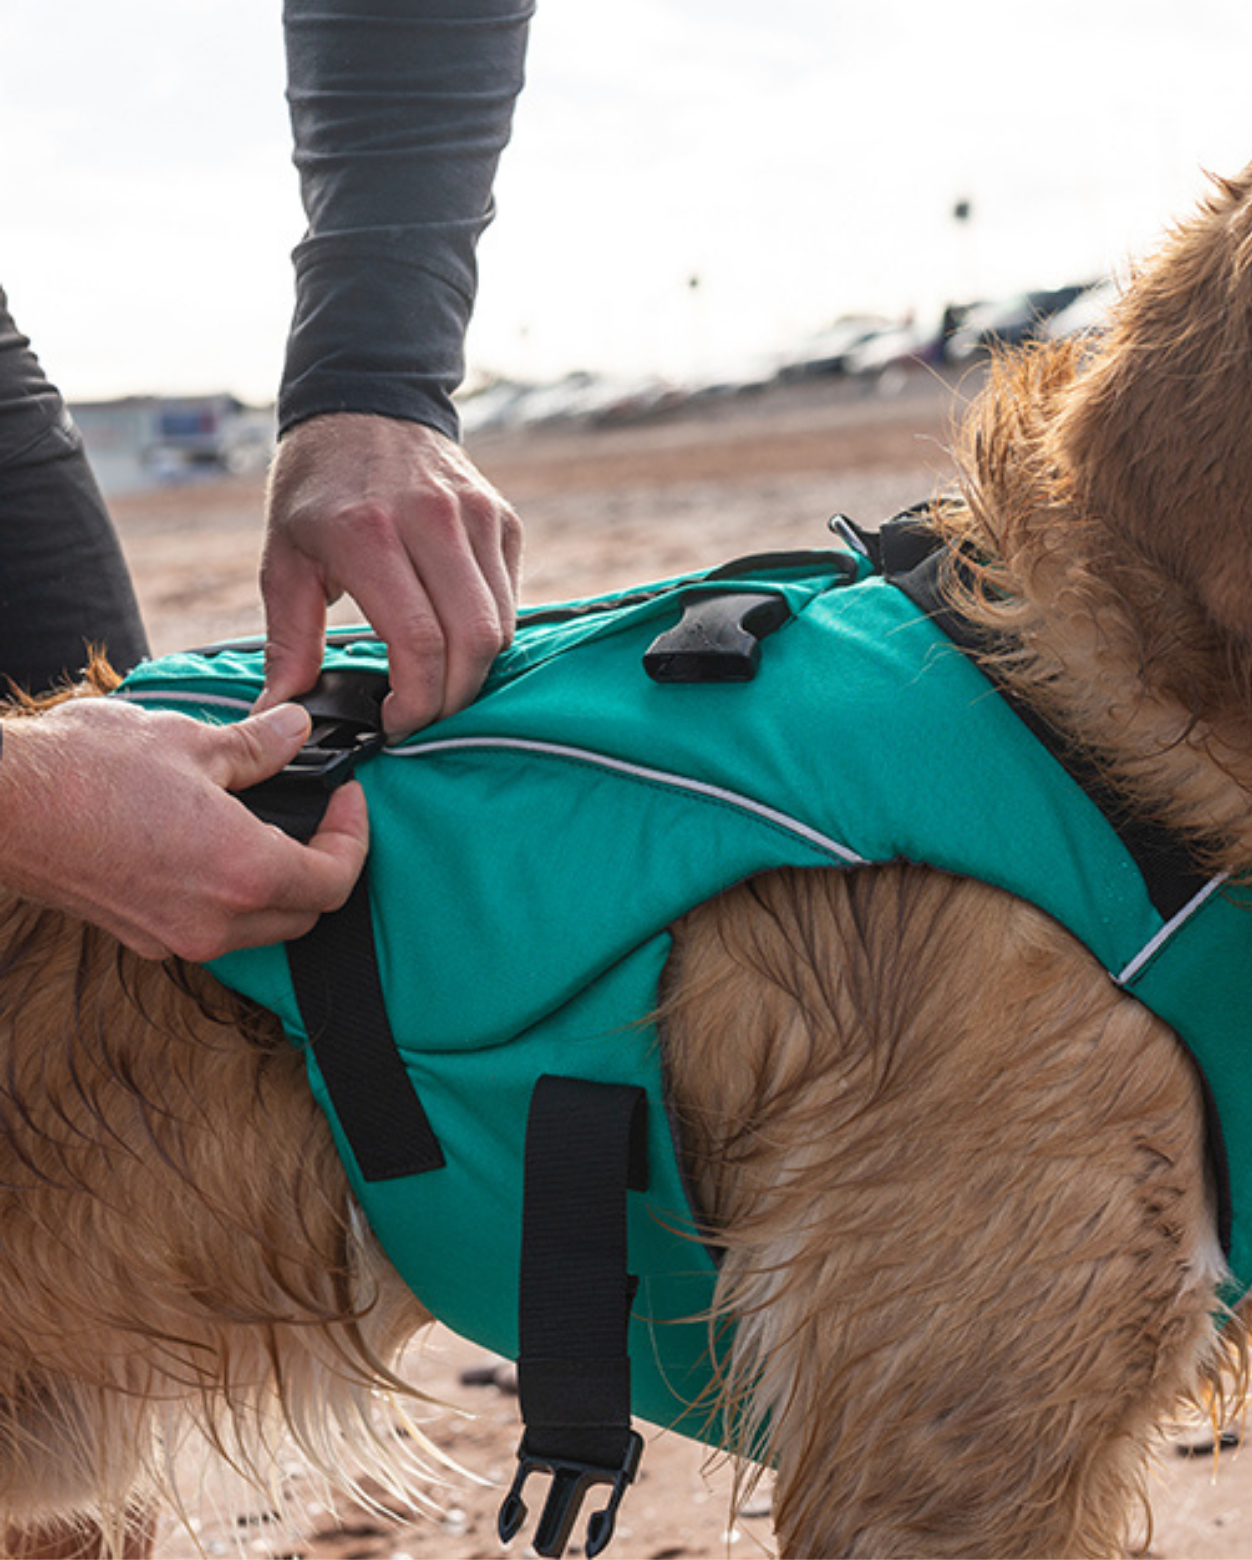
[3, 0, 1250, 405]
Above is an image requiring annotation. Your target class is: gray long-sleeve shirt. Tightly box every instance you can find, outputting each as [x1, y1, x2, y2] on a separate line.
[280, 0, 533, 442]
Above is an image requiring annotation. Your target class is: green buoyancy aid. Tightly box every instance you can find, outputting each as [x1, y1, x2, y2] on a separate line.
[118, 538, 1252, 1447]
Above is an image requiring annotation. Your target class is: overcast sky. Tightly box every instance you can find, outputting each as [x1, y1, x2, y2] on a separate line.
[3, 0, 1251, 403]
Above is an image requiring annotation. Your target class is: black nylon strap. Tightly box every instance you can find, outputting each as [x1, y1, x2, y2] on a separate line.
[517, 1074, 649, 1462]
[285, 865, 445, 1182]
[232, 668, 445, 1184]
[498, 1076, 649, 1556]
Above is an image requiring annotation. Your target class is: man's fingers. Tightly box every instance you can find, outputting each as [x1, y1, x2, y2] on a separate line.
[249, 779, 370, 917]
[322, 538, 453, 735]
[220, 738, 370, 914]
[381, 569, 506, 736]
[207, 784, 370, 954]
[302, 780, 370, 906]
[370, 494, 516, 733]
[485, 491, 524, 618]
[164, 783, 369, 963]
[257, 544, 336, 713]
[0, 693, 373, 966]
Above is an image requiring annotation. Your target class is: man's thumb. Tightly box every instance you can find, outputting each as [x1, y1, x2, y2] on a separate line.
[217, 703, 312, 790]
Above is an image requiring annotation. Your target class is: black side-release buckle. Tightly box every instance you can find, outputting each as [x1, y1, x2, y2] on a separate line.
[499, 1428, 644, 1559]
[238, 669, 388, 842]
[643, 589, 792, 683]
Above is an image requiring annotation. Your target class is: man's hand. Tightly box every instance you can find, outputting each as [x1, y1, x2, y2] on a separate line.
[258, 412, 523, 738]
[0, 698, 369, 962]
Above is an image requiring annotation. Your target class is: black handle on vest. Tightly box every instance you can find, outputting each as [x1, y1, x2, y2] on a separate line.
[643, 590, 792, 683]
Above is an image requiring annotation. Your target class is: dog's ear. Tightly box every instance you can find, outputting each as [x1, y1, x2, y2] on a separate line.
[1054, 164, 1252, 643]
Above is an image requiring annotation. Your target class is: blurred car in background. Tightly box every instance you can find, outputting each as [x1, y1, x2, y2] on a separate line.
[943, 282, 1098, 362]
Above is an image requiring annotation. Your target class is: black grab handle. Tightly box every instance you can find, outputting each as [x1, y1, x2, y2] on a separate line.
[643, 591, 792, 683]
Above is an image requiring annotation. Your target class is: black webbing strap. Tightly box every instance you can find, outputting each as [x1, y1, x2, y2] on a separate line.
[878, 511, 1213, 924]
[235, 668, 445, 1183]
[286, 871, 445, 1180]
[499, 1076, 649, 1559]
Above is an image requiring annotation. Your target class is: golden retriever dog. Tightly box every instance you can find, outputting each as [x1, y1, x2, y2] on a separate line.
[5, 164, 1252, 1559]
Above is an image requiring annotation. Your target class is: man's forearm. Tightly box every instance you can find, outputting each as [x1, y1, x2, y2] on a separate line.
[279, 0, 533, 441]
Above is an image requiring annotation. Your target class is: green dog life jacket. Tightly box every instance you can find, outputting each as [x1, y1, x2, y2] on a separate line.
[118, 534, 1252, 1450]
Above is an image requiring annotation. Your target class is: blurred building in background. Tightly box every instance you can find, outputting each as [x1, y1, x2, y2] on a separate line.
[71, 394, 274, 496]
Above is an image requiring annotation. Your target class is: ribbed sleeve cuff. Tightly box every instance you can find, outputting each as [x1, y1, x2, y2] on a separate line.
[277, 233, 472, 441]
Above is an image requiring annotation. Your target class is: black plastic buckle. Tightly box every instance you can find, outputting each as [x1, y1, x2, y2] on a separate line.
[276, 725, 384, 789]
[238, 669, 388, 841]
[498, 1430, 644, 1559]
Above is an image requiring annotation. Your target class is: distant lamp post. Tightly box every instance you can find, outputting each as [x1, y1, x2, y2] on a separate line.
[948, 197, 978, 347]
[685, 272, 706, 383]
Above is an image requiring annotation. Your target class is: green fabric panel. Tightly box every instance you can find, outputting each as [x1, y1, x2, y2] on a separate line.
[214, 737, 856, 1434]
[382, 573, 1163, 985]
[304, 938, 725, 1437]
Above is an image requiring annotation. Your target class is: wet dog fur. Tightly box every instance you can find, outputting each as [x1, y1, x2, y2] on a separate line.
[6, 166, 1252, 1556]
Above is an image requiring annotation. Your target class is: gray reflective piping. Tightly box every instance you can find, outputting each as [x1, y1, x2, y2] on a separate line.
[117, 688, 256, 716]
[385, 735, 868, 867]
[1115, 873, 1228, 986]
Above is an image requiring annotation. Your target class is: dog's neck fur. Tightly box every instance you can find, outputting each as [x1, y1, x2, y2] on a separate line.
[937, 170, 1252, 875]
[0, 891, 426, 1522]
